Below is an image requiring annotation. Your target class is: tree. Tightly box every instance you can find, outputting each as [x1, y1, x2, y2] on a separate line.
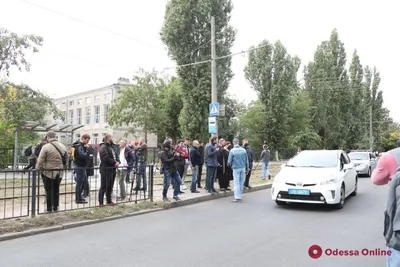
[238, 100, 266, 148]
[218, 94, 245, 142]
[381, 123, 400, 151]
[160, 0, 236, 140]
[0, 28, 43, 77]
[304, 29, 351, 149]
[244, 39, 300, 151]
[0, 82, 58, 148]
[159, 78, 183, 142]
[107, 69, 165, 142]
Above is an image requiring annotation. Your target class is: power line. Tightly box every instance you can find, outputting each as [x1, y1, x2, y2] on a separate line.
[19, 0, 166, 50]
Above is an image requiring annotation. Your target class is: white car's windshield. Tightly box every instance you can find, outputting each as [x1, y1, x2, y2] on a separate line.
[349, 153, 369, 160]
[286, 151, 338, 168]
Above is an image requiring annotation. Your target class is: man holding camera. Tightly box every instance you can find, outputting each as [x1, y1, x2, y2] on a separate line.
[159, 140, 183, 202]
[72, 133, 91, 204]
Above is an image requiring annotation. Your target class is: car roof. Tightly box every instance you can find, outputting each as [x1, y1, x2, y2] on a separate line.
[300, 149, 342, 155]
[348, 151, 369, 154]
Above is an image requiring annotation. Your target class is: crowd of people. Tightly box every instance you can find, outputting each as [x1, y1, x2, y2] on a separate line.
[25, 131, 274, 211]
[158, 136, 272, 203]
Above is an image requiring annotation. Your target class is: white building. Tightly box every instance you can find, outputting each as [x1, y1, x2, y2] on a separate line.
[52, 78, 157, 147]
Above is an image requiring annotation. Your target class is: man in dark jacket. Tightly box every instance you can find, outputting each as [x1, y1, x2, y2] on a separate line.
[98, 134, 120, 206]
[159, 140, 182, 202]
[134, 138, 148, 191]
[197, 142, 205, 188]
[243, 139, 254, 189]
[72, 133, 91, 204]
[206, 136, 219, 194]
[189, 140, 201, 193]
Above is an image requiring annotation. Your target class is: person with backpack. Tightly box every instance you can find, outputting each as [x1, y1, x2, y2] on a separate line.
[371, 146, 400, 265]
[36, 131, 67, 212]
[71, 133, 91, 204]
[23, 145, 37, 171]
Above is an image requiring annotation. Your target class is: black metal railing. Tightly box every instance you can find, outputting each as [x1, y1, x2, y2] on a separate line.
[0, 165, 154, 220]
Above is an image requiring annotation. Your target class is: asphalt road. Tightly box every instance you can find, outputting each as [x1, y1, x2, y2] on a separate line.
[0, 177, 389, 267]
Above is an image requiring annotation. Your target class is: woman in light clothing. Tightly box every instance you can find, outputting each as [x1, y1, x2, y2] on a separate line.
[260, 145, 271, 180]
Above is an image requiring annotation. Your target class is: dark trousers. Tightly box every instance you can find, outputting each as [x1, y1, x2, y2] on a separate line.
[74, 168, 88, 201]
[177, 164, 185, 183]
[98, 168, 116, 205]
[43, 174, 61, 212]
[197, 164, 203, 186]
[24, 159, 36, 170]
[206, 166, 217, 192]
[244, 163, 253, 187]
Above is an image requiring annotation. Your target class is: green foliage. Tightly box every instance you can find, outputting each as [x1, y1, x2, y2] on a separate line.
[218, 95, 246, 142]
[0, 82, 58, 148]
[160, 0, 236, 140]
[159, 78, 183, 142]
[107, 69, 165, 142]
[244, 40, 300, 149]
[238, 100, 266, 148]
[381, 123, 400, 151]
[0, 28, 43, 77]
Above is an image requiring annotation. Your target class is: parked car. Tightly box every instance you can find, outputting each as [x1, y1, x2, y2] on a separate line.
[271, 150, 358, 209]
[348, 151, 377, 177]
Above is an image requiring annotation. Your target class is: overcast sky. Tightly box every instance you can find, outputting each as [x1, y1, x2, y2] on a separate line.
[1, 0, 399, 122]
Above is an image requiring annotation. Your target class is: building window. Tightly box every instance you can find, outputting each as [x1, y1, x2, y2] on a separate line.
[94, 95, 101, 102]
[93, 133, 99, 144]
[104, 104, 110, 123]
[104, 93, 111, 101]
[77, 99, 82, 105]
[77, 108, 82, 124]
[85, 107, 91, 124]
[94, 105, 100, 124]
[69, 101, 74, 106]
[85, 97, 91, 104]
[68, 110, 74, 124]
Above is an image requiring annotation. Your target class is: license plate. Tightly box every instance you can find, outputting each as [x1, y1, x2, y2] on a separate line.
[288, 189, 310, 195]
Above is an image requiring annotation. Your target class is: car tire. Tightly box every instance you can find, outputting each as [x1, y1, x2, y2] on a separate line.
[275, 200, 287, 206]
[351, 176, 358, 196]
[334, 184, 345, 209]
[367, 167, 371, 177]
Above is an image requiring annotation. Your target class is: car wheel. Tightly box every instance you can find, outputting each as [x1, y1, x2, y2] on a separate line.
[367, 167, 371, 177]
[275, 200, 287, 206]
[351, 176, 358, 196]
[334, 184, 345, 209]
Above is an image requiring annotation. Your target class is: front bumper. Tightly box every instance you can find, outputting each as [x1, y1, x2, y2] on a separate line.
[271, 181, 341, 205]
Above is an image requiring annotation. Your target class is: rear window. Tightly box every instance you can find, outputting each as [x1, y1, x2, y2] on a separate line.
[286, 151, 338, 168]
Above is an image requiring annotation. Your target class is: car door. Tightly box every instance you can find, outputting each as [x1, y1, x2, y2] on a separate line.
[341, 153, 354, 194]
[369, 153, 377, 171]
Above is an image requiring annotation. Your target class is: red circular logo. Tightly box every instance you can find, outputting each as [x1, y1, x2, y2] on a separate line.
[309, 245, 323, 259]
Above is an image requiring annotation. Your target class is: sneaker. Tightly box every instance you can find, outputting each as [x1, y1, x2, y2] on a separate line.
[162, 197, 170, 202]
[181, 185, 187, 190]
[191, 190, 200, 193]
[173, 196, 181, 201]
[232, 199, 242, 203]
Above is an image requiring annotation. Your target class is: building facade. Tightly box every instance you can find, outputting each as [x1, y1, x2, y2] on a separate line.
[52, 78, 157, 147]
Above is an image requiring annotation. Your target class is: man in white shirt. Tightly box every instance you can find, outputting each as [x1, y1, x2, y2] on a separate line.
[118, 139, 135, 200]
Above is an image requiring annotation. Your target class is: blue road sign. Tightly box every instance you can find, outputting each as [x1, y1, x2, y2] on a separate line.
[208, 117, 217, 134]
[209, 102, 219, 116]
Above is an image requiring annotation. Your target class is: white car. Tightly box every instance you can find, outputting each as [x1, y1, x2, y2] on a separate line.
[271, 150, 358, 209]
[348, 151, 377, 177]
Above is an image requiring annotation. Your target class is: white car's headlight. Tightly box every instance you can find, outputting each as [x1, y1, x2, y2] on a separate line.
[320, 176, 338, 185]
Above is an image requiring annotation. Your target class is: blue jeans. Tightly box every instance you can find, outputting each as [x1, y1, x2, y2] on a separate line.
[162, 169, 182, 198]
[136, 164, 147, 189]
[191, 165, 199, 192]
[74, 168, 87, 201]
[387, 247, 400, 266]
[233, 168, 246, 200]
[262, 162, 269, 179]
[206, 166, 217, 192]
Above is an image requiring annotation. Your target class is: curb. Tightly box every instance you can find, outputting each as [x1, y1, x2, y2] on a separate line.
[0, 183, 271, 242]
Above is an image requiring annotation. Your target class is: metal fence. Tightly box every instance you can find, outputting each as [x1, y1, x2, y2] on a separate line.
[0, 165, 154, 220]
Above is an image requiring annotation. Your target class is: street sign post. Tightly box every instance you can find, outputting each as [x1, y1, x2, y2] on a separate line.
[208, 117, 217, 134]
[209, 102, 219, 117]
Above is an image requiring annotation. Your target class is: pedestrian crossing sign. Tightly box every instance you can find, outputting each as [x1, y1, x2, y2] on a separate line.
[209, 102, 219, 116]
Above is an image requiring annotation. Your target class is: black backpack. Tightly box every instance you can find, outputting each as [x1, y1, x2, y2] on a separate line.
[34, 144, 42, 157]
[24, 146, 33, 157]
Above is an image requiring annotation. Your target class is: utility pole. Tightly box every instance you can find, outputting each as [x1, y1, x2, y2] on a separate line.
[369, 75, 374, 151]
[210, 16, 218, 138]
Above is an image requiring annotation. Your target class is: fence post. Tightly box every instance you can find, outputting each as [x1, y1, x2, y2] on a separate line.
[31, 169, 37, 218]
[149, 164, 154, 202]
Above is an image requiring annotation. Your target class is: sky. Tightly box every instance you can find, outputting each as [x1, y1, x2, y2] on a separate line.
[1, 0, 399, 121]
